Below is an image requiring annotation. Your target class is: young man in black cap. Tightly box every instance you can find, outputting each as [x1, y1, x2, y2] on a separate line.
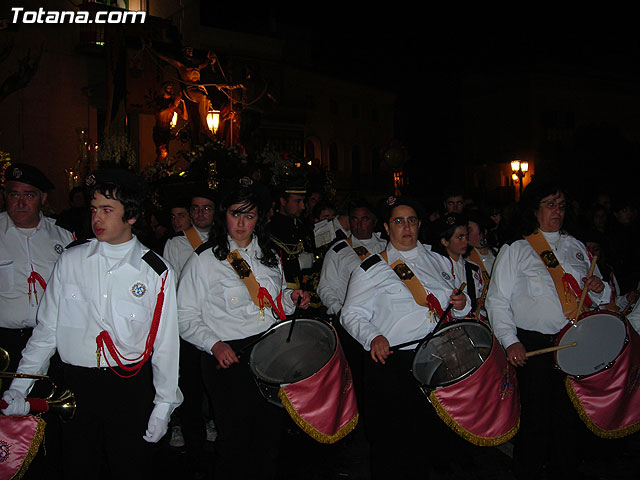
[0, 163, 74, 377]
[2, 168, 182, 479]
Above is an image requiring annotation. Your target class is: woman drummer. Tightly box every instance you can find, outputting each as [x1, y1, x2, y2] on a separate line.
[340, 196, 470, 480]
[177, 179, 310, 480]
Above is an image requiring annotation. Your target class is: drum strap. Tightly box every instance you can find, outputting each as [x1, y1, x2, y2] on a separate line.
[524, 230, 585, 320]
[380, 251, 446, 322]
[346, 237, 371, 260]
[227, 250, 286, 321]
[468, 248, 489, 278]
[184, 226, 204, 250]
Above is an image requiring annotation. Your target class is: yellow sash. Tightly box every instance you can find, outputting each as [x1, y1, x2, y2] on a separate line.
[226, 250, 276, 320]
[380, 251, 428, 307]
[468, 248, 489, 277]
[184, 226, 204, 250]
[347, 237, 371, 260]
[524, 230, 581, 320]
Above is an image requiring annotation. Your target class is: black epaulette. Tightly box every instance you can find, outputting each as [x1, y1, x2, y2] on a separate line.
[195, 240, 214, 256]
[65, 238, 90, 249]
[142, 250, 168, 276]
[168, 230, 186, 239]
[360, 254, 381, 272]
[332, 241, 349, 253]
[335, 229, 348, 241]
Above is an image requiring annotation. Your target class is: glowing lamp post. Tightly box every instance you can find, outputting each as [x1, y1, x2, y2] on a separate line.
[206, 109, 220, 134]
[511, 160, 529, 201]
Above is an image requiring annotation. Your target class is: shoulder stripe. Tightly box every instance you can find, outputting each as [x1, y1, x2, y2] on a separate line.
[195, 240, 214, 256]
[66, 239, 90, 249]
[142, 250, 168, 276]
[332, 241, 349, 253]
[360, 254, 382, 272]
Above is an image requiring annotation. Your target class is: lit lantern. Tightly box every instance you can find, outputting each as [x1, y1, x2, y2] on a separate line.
[206, 109, 220, 133]
[170, 111, 178, 129]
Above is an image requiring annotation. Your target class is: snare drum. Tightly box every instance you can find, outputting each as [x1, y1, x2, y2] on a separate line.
[250, 319, 336, 406]
[412, 320, 520, 446]
[555, 310, 628, 378]
[249, 319, 359, 443]
[559, 310, 640, 437]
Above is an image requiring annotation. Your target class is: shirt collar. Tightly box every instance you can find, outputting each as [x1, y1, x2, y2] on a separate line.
[2, 211, 44, 234]
[87, 235, 143, 269]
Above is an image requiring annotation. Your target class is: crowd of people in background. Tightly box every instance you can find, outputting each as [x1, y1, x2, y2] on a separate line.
[1, 162, 639, 480]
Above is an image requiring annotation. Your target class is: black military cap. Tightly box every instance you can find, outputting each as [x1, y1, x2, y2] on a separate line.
[4, 163, 55, 191]
[190, 187, 217, 204]
[85, 168, 143, 191]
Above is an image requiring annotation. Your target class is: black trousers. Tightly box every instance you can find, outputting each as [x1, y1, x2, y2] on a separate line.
[176, 339, 207, 457]
[201, 335, 283, 480]
[60, 362, 156, 480]
[362, 349, 443, 480]
[512, 328, 590, 480]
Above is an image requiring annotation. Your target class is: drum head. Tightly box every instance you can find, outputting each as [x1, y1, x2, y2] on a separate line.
[249, 319, 336, 385]
[412, 321, 493, 388]
[556, 312, 627, 377]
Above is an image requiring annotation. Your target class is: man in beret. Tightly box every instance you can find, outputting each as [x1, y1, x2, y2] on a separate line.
[2, 168, 182, 478]
[0, 163, 74, 379]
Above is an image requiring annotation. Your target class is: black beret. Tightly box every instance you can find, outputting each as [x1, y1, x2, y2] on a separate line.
[85, 167, 143, 191]
[190, 187, 217, 204]
[4, 163, 54, 191]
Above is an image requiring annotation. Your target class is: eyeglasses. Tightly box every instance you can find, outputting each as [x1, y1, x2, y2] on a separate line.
[190, 205, 214, 213]
[539, 199, 567, 211]
[390, 216, 420, 226]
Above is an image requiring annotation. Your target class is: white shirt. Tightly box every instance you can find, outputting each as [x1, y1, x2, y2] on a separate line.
[10, 236, 183, 420]
[341, 242, 471, 351]
[470, 247, 496, 275]
[163, 228, 209, 279]
[317, 233, 387, 315]
[626, 298, 640, 335]
[178, 236, 296, 352]
[486, 231, 611, 349]
[0, 212, 74, 328]
[430, 251, 484, 314]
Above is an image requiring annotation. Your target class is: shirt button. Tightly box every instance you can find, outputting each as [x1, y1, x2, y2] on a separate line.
[103, 294, 108, 298]
[107, 270, 112, 275]
[71, 294, 76, 298]
[231, 296, 238, 304]
[130, 313, 135, 318]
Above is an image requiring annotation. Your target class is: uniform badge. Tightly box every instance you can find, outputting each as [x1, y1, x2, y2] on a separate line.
[441, 272, 451, 281]
[576, 252, 584, 261]
[12, 167, 22, 179]
[131, 282, 147, 298]
[54, 244, 64, 254]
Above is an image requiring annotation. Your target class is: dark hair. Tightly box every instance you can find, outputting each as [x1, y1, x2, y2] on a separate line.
[312, 201, 336, 221]
[88, 182, 143, 223]
[519, 179, 566, 236]
[430, 213, 468, 257]
[210, 184, 278, 267]
[382, 196, 425, 224]
[348, 197, 375, 217]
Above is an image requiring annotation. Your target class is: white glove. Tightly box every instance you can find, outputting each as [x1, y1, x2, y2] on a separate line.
[1, 389, 30, 416]
[143, 411, 169, 443]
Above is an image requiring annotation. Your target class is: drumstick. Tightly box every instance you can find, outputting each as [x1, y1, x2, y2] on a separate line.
[286, 295, 303, 343]
[525, 342, 577, 358]
[576, 255, 598, 316]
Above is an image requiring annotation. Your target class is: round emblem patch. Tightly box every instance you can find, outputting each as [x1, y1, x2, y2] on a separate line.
[54, 244, 64, 254]
[441, 272, 451, 281]
[131, 282, 147, 298]
[576, 252, 584, 261]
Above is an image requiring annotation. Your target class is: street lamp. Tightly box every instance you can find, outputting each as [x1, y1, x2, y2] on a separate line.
[511, 160, 529, 200]
[206, 108, 220, 134]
